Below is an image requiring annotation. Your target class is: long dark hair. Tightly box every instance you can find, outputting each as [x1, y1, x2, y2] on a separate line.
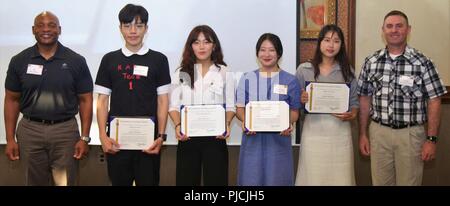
[311, 24, 354, 82]
[179, 25, 226, 88]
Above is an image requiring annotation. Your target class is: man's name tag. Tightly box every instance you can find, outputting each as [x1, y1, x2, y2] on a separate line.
[26, 64, 43, 75]
[399, 75, 414, 87]
[273, 84, 288, 95]
[133, 65, 148, 77]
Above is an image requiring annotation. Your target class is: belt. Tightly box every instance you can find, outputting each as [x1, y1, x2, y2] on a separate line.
[23, 116, 73, 125]
[371, 119, 417, 129]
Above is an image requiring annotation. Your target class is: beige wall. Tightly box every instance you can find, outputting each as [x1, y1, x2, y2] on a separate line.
[355, 0, 450, 85]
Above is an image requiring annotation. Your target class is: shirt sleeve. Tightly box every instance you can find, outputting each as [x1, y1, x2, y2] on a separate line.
[75, 56, 93, 94]
[168, 70, 181, 112]
[422, 59, 447, 99]
[295, 65, 306, 109]
[235, 73, 247, 108]
[288, 77, 301, 109]
[4, 56, 22, 92]
[95, 54, 112, 92]
[224, 69, 236, 112]
[156, 55, 171, 95]
[356, 59, 373, 96]
[349, 76, 360, 108]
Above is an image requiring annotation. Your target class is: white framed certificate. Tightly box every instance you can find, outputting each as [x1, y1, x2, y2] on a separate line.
[109, 117, 155, 150]
[244, 101, 289, 132]
[305, 82, 350, 114]
[180, 104, 226, 137]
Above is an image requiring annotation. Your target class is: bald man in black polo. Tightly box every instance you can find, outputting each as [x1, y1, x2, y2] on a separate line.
[4, 11, 93, 186]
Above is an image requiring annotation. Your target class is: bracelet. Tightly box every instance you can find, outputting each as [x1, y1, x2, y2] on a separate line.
[175, 123, 181, 128]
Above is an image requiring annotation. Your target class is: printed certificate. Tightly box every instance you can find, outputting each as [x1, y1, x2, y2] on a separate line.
[305, 82, 350, 114]
[180, 104, 226, 137]
[244, 101, 289, 132]
[109, 117, 155, 150]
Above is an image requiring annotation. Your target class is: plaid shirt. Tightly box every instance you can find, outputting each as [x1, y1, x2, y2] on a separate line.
[357, 46, 447, 126]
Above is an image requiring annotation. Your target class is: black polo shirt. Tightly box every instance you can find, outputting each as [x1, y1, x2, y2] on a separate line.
[4, 42, 93, 120]
[95, 49, 171, 117]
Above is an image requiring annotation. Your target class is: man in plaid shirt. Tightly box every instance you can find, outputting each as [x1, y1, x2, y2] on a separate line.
[357, 10, 447, 186]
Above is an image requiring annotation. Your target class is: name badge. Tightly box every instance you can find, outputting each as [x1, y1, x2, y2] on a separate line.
[133, 65, 148, 77]
[26, 64, 43, 75]
[399, 75, 414, 87]
[273, 84, 288, 95]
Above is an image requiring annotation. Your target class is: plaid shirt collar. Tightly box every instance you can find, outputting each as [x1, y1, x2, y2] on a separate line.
[375, 45, 417, 64]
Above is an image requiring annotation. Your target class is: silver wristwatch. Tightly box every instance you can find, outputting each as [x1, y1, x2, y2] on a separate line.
[80, 136, 91, 144]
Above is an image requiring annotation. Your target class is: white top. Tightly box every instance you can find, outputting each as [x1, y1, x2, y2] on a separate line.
[169, 64, 236, 112]
[121, 45, 149, 57]
[389, 53, 401, 60]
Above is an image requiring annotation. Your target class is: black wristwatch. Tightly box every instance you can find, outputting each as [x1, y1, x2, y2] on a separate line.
[80, 136, 91, 144]
[426, 136, 438, 143]
[158, 134, 167, 142]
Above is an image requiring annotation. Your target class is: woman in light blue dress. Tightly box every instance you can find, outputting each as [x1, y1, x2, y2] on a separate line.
[235, 33, 301, 186]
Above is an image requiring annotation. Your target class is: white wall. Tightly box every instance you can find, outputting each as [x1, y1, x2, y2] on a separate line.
[355, 0, 450, 85]
[0, 0, 297, 145]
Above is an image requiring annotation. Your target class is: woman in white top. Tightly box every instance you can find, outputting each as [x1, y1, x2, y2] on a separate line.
[169, 25, 235, 186]
[295, 25, 359, 186]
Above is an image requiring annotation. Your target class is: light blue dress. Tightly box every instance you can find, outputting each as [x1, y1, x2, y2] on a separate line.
[236, 69, 301, 186]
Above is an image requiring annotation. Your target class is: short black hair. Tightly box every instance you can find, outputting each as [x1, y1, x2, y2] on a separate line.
[384, 10, 409, 25]
[118, 4, 148, 24]
[255, 33, 283, 59]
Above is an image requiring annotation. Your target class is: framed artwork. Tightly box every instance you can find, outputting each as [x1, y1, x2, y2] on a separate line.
[299, 0, 337, 39]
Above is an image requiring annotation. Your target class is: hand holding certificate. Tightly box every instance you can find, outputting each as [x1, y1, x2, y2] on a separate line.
[304, 82, 350, 114]
[180, 104, 226, 137]
[109, 117, 155, 150]
[244, 101, 289, 132]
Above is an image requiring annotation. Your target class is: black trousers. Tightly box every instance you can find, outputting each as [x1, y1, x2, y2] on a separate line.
[176, 137, 228, 186]
[107, 150, 160, 186]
